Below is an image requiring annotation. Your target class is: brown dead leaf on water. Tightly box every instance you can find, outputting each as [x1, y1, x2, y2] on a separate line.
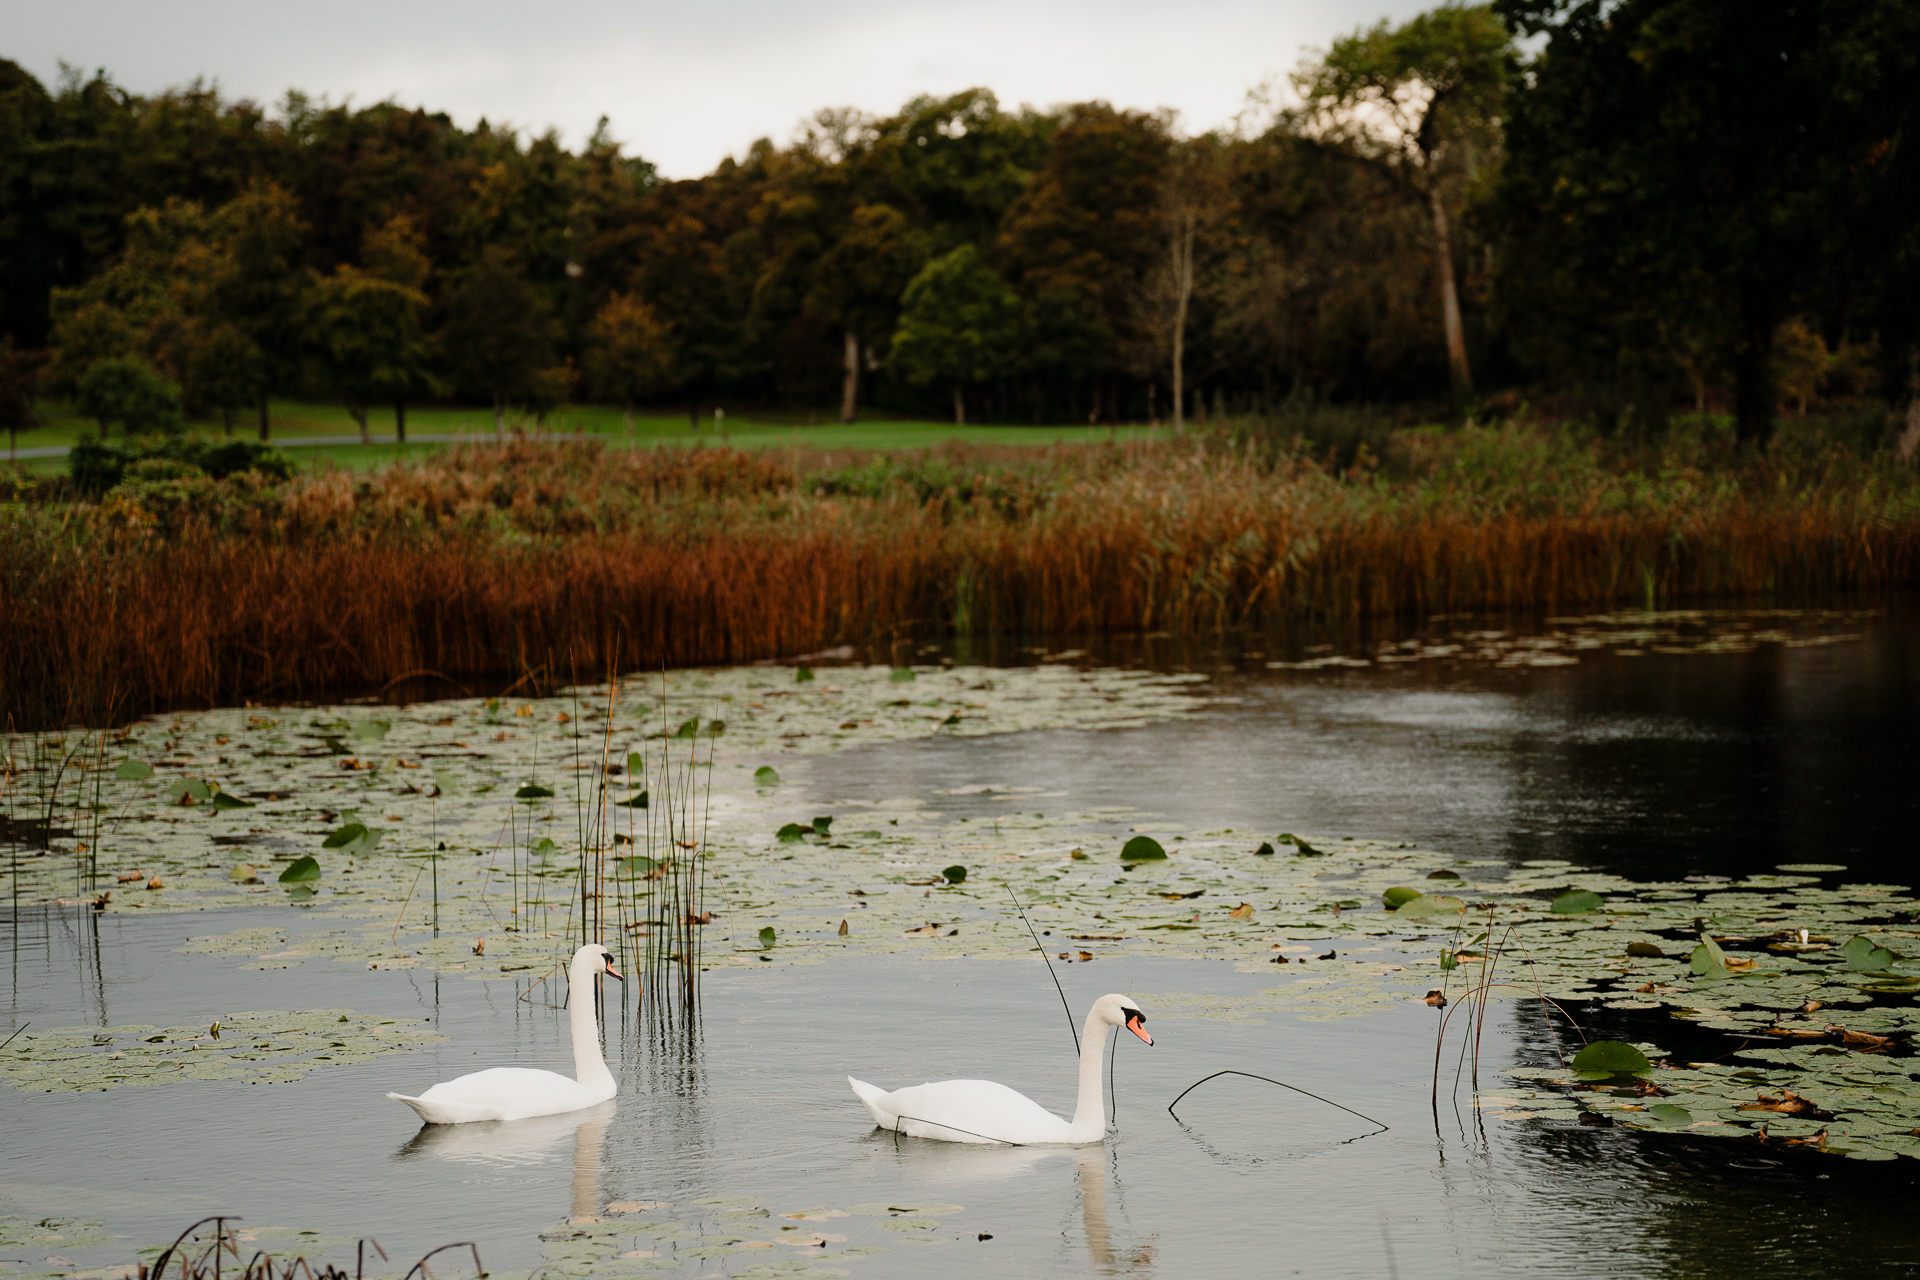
[903, 924, 942, 936]
[838, 920, 849, 936]
[1072, 934, 1125, 941]
[1077, 950, 1093, 961]
[472, 938, 486, 956]
[1423, 990, 1447, 1006]
[1831, 1025, 1895, 1050]
[117, 871, 143, 884]
[1227, 902, 1255, 919]
[146, 876, 163, 890]
[1159, 890, 1203, 900]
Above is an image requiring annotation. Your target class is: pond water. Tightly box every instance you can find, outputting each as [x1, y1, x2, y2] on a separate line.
[4, 606, 1919, 1280]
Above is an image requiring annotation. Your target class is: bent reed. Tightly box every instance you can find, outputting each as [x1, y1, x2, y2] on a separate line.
[5, 421, 1917, 729]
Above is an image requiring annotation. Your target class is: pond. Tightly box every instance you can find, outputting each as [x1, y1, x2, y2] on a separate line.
[4, 605, 1918, 1280]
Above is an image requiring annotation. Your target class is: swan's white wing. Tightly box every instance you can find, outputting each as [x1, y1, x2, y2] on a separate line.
[872, 1078, 1074, 1145]
[397, 1067, 608, 1124]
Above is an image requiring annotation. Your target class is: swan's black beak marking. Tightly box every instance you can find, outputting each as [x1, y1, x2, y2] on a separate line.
[1124, 1009, 1152, 1046]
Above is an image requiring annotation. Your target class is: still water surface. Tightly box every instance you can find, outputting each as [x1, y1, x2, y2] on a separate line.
[5, 611, 1918, 1279]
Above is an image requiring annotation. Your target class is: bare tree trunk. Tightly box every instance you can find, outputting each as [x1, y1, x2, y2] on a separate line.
[1427, 185, 1473, 410]
[840, 329, 859, 424]
[257, 393, 270, 442]
[1171, 210, 1195, 436]
[395, 398, 407, 444]
[1894, 345, 1920, 465]
[354, 407, 370, 446]
[952, 385, 965, 425]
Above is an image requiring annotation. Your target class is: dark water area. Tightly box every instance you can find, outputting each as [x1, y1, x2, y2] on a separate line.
[6, 601, 1920, 1279]
[802, 602, 1920, 887]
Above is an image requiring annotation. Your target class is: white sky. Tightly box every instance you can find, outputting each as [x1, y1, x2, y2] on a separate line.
[11, 0, 1438, 179]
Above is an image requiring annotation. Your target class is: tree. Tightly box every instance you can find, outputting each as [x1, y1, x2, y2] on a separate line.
[890, 245, 1022, 424]
[584, 292, 672, 431]
[210, 180, 309, 440]
[1494, 0, 1920, 445]
[307, 267, 432, 443]
[0, 338, 44, 459]
[809, 203, 929, 422]
[77, 356, 182, 436]
[1294, 4, 1514, 413]
[439, 245, 557, 432]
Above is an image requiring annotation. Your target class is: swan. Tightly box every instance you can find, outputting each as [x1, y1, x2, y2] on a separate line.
[388, 943, 622, 1124]
[848, 993, 1151, 1144]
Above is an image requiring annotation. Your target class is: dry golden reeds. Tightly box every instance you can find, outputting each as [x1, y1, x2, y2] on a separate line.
[5, 428, 1917, 728]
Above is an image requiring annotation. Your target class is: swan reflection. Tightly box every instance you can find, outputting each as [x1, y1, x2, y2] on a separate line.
[392, 1100, 617, 1168]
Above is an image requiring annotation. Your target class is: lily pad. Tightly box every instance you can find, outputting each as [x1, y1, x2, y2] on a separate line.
[1120, 836, 1167, 863]
[1550, 890, 1605, 915]
[278, 856, 321, 885]
[1570, 1040, 1651, 1078]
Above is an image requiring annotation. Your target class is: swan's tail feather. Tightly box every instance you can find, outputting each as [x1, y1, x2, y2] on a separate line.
[847, 1076, 897, 1130]
[387, 1092, 436, 1123]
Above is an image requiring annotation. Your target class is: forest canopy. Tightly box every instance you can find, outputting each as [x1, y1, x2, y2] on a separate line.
[1, 0, 1915, 445]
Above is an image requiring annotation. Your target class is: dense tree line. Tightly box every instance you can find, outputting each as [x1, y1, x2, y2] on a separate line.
[1, 0, 1915, 446]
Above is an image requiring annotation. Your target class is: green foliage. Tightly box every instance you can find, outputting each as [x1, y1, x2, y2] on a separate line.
[1550, 889, 1605, 914]
[77, 358, 183, 436]
[889, 245, 1023, 422]
[67, 434, 292, 496]
[277, 855, 322, 884]
[1120, 835, 1167, 863]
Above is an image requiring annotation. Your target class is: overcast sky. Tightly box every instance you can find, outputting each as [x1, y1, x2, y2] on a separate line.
[12, 0, 1437, 179]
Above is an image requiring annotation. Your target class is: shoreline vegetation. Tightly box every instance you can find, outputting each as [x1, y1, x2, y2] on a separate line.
[4, 412, 1916, 730]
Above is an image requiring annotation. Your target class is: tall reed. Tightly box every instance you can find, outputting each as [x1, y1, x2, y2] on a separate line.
[5, 426, 1918, 729]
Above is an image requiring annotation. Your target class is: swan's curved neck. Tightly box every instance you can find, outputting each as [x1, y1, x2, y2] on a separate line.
[568, 957, 614, 1091]
[1066, 1007, 1112, 1142]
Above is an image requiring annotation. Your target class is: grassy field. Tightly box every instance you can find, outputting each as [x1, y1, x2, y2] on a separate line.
[6, 400, 1163, 476]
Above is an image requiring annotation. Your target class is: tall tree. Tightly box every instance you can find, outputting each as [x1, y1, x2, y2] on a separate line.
[439, 245, 556, 432]
[1294, 4, 1514, 413]
[306, 267, 431, 443]
[890, 245, 1022, 424]
[1495, 0, 1920, 445]
[210, 180, 309, 439]
[584, 292, 672, 431]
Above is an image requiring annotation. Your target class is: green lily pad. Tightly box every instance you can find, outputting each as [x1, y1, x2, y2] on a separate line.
[211, 790, 255, 810]
[515, 783, 555, 800]
[942, 865, 967, 884]
[1570, 1040, 1651, 1077]
[115, 760, 153, 781]
[1121, 836, 1167, 863]
[278, 856, 322, 885]
[889, 668, 917, 683]
[1382, 886, 1424, 909]
[758, 927, 776, 948]
[1842, 935, 1904, 972]
[1550, 890, 1606, 915]
[1396, 894, 1466, 918]
[754, 767, 781, 786]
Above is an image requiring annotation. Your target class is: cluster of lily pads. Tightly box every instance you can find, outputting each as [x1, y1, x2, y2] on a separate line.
[4, 637, 1914, 1163]
[0, 1009, 443, 1093]
[1265, 607, 1868, 669]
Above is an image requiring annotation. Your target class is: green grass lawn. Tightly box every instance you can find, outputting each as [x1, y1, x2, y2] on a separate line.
[5, 400, 1164, 475]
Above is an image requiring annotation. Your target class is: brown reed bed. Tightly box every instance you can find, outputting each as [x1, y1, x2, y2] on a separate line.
[5, 425, 1918, 729]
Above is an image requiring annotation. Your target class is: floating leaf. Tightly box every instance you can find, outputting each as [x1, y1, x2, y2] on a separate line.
[349, 719, 391, 742]
[1120, 836, 1167, 862]
[1842, 934, 1904, 972]
[1551, 890, 1606, 915]
[616, 855, 658, 876]
[942, 865, 967, 884]
[1254, 842, 1275, 856]
[1382, 886, 1424, 909]
[795, 666, 814, 683]
[627, 751, 646, 776]
[705, 719, 726, 737]
[1646, 1103, 1693, 1126]
[1691, 931, 1733, 979]
[614, 790, 649, 809]
[1396, 894, 1466, 918]
[776, 823, 810, 843]
[514, 783, 555, 800]
[278, 856, 322, 885]
[1626, 941, 1667, 958]
[811, 816, 833, 835]
[1570, 1040, 1651, 1077]
[671, 717, 700, 738]
[230, 864, 261, 884]
[754, 767, 781, 786]
[170, 778, 213, 804]
[211, 790, 255, 810]
[1279, 833, 1321, 856]
[889, 668, 917, 683]
[758, 927, 776, 948]
[115, 760, 153, 782]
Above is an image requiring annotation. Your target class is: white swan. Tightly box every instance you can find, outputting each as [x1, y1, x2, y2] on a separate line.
[388, 943, 622, 1124]
[848, 993, 1151, 1144]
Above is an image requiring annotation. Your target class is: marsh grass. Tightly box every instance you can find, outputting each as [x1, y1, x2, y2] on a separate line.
[5, 424, 1919, 729]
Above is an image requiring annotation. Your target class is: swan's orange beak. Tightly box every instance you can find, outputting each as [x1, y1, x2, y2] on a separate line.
[603, 958, 624, 981]
[1125, 1012, 1152, 1045]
